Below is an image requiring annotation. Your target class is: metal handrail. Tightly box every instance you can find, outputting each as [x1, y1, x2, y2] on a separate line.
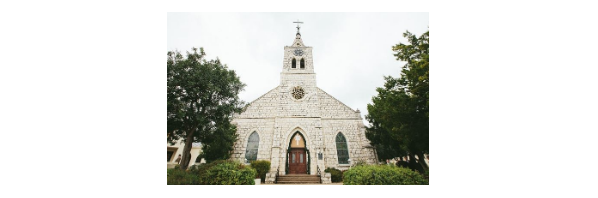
[317, 165, 322, 183]
[275, 167, 279, 184]
[317, 165, 321, 176]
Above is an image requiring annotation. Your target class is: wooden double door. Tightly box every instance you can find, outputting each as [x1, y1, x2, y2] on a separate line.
[288, 148, 307, 174]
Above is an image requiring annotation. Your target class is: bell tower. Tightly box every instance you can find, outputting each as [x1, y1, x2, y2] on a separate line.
[281, 20, 316, 87]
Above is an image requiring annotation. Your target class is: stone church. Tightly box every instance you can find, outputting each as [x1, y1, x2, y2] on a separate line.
[231, 23, 377, 182]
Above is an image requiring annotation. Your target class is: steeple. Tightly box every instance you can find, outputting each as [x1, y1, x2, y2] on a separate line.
[292, 20, 305, 47]
[294, 20, 303, 34]
[292, 33, 305, 47]
[281, 20, 315, 87]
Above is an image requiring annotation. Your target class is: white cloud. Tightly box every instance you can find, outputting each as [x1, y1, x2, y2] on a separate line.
[167, 12, 429, 125]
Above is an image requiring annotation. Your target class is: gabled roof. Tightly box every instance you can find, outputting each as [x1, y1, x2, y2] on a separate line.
[316, 87, 358, 113]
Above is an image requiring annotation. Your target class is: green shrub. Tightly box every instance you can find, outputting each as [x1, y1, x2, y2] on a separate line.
[354, 159, 368, 167]
[324, 167, 343, 182]
[343, 165, 428, 185]
[197, 160, 234, 185]
[168, 160, 256, 185]
[167, 168, 200, 185]
[187, 164, 200, 174]
[204, 161, 256, 185]
[250, 160, 271, 183]
[189, 159, 227, 179]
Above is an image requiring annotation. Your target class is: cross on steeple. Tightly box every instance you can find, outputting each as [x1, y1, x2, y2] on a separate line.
[293, 20, 303, 34]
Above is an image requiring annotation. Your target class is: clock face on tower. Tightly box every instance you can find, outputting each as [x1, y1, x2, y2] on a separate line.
[293, 49, 304, 56]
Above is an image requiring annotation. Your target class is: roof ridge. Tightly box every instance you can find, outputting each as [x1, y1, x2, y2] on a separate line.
[316, 87, 357, 113]
[245, 86, 280, 108]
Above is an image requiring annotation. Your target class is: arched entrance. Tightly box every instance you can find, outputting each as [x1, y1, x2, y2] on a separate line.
[286, 132, 308, 174]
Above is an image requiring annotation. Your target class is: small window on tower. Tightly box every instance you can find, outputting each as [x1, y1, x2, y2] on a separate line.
[300, 58, 305, 69]
[292, 58, 296, 68]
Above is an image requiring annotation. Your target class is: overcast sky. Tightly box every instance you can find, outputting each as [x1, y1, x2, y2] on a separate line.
[167, 13, 429, 125]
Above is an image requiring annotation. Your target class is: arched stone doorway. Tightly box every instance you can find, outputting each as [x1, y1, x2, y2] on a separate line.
[286, 132, 309, 174]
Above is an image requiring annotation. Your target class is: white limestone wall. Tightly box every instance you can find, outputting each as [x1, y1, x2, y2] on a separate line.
[317, 88, 361, 119]
[282, 46, 313, 72]
[320, 119, 377, 170]
[231, 118, 276, 162]
[280, 73, 316, 87]
[232, 85, 377, 174]
[236, 87, 280, 118]
[277, 85, 319, 117]
[231, 34, 376, 175]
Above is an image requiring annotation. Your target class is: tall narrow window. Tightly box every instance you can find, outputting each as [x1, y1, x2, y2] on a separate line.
[336, 133, 349, 164]
[245, 132, 259, 162]
[300, 58, 305, 69]
[292, 58, 296, 68]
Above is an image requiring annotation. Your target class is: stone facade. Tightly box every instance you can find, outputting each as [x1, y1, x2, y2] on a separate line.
[231, 29, 377, 181]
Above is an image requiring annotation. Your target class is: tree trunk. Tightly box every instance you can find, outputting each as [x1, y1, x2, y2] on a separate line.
[417, 152, 429, 172]
[167, 132, 169, 139]
[408, 153, 416, 164]
[408, 153, 425, 173]
[180, 130, 195, 170]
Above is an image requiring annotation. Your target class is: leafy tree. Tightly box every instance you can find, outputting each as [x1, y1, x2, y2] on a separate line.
[365, 30, 429, 171]
[198, 118, 238, 163]
[167, 47, 245, 170]
[365, 115, 406, 161]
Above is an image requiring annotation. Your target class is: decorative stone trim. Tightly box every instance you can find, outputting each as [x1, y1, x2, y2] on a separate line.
[291, 86, 306, 100]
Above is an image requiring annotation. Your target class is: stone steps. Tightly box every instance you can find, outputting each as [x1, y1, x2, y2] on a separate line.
[276, 174, 321, 184]
[277, 178, 321, 181]
[276, 181, 321, 184]
[278, 174, 319, 177]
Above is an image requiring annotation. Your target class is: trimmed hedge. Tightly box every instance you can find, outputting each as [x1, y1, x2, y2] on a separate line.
[167, 168, 200, 185]
[343, 165, 428, 185]
[167, 160, 256, 185]
[324, 167, 343, 182]
[250, 160, 271, 183]
[204, 162, 256, 185]
[354, 159, 368, 167]
[188, 160, 227, 179]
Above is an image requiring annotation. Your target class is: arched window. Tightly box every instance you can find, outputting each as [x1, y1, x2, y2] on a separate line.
[336, 132, 349, 164]
[291, 58, 296, 68]
[245, 132, 259, 162]
[300, 58, 305, 69]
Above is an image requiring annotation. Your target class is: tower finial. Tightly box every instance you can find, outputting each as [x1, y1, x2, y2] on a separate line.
[293, 20, 303, 34]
